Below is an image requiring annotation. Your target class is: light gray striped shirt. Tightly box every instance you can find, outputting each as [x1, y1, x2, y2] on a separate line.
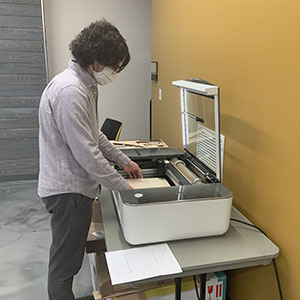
[38, 60, 130, 198]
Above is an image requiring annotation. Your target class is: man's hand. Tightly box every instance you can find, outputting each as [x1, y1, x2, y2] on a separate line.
[123, 161, 143, 179]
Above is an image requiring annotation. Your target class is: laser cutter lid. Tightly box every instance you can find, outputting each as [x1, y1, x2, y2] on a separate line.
[172, 78, 221, 181]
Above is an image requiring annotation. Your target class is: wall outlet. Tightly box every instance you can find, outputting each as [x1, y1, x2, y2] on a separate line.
[158, 88, 162, 101]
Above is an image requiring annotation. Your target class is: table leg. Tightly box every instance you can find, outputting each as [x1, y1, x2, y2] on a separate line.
[175, 277, 182, 300]
[200, 273, 206, 300]
[88, 253, 99, 291]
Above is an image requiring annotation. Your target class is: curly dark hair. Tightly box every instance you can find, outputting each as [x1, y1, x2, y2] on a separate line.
[69, 19, 130, 72]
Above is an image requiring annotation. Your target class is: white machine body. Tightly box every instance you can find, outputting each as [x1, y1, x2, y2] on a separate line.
[112, 78, 233, 245]
[113, 189, 232, 245]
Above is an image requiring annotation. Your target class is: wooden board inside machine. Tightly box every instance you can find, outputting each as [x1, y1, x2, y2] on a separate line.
[126, 177, 170, 189]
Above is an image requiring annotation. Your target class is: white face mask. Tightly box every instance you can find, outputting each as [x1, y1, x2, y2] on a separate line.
[93, 66, 117, 85]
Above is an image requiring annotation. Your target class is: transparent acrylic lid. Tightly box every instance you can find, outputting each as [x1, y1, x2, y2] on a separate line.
[173, 79, 221, 180]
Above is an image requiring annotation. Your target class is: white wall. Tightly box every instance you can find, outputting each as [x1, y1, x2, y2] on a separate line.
[43, 0, 151, 140]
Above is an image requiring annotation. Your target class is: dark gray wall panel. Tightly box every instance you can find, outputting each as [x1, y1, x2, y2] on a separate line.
[0, 117, 38, 129]
[0, 158, 39, 176]
[0, 40, 44, 52]
[0, 62, 46, 74]
[0, 0, 46, 181]
[0, 52, 45, 63]
[0, 74, 46, 85]
[0, 137, 38, 149]
[0, 97, 40, 108]
[0, 27, 43, 40]
[0, 157, 38, 170]
[0, 174, 38, 181]
[0, 85, 45, 96]
[0, 3, 42, 16]
[0, 147, 39, 162]
[0, 0, 40, 4]
[0, 107, 38, 117]
[0, 128, 38, 139]
[0, 147, 38, 159]
[0, 15, 42, 28]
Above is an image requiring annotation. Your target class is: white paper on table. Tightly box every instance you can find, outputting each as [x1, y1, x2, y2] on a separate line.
[105, 243, 182, 285]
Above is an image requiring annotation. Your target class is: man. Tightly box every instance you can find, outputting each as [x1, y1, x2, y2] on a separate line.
[38, 19, 142, 300]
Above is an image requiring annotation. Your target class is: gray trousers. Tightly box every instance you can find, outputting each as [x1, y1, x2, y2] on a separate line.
[43, 193, 93, 300]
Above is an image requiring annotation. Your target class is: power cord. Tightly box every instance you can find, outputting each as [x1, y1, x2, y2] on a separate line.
[230, 218, 284, 300]
[193, 275, 200, 300]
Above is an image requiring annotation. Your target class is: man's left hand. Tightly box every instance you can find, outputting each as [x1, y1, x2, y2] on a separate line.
[123, 161, 143, 179]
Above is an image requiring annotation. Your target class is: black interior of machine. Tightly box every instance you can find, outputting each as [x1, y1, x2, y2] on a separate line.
[115, 153, 215, 187]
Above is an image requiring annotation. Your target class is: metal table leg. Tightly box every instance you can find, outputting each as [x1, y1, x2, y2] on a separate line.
[175, 277, 182, 300]
[200, 273, 206, 299]
[88, 252, 99, 291]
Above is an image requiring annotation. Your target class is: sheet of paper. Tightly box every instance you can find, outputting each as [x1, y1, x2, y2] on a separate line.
[105, 243, 182, 285]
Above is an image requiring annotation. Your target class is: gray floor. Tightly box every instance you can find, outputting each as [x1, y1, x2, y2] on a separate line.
[0, 180, 93, 300]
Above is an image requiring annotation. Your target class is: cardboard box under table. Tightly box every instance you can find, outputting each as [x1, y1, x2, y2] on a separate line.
[86, 198, 106, 293]
[86, 198, 106, 254]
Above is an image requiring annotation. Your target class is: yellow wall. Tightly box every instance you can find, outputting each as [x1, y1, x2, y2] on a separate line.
[152, 0, 300, 299]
